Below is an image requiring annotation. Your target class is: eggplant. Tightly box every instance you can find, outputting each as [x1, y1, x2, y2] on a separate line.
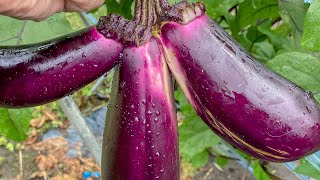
[158, 3, 320, 162]
[102, 38, 179, 179]
[0, 27, 123, 108]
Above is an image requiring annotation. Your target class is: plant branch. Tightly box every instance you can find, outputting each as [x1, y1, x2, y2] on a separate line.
[58, 97, 102, 166]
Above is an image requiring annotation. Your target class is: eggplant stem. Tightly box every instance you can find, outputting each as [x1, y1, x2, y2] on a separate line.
[98, 0, 171, 45]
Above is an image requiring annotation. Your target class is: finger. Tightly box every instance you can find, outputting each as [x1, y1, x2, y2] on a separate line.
[64, 0, 105, 12]
[0, 0, 65, 20]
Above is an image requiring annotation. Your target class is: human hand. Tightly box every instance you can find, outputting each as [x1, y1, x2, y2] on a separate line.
[0, 0, 104, 21]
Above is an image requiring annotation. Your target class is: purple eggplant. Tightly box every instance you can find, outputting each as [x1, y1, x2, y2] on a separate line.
[0, 27, 123, 108]
[102, 38, 179, 179]
[158, 3, 320, 162]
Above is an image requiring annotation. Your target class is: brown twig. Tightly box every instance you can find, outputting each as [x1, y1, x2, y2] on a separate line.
[19, 150, 23, 180]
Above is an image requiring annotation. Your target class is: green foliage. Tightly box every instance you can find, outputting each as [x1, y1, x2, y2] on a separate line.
[301, 0, 320, 51]
[267, 52, 320, 103]
[105, 0, 134, 19]
[0, 109, 32, 141]
[0, 13, 73, 45]
[237, 0, 279, 28]
[176, 89, 221, 168]
[278, 0, 309, 44]
[294, 159, 320, 179]
[252, 160, 271, 180]
[0, 13, 75, 141]
[196, 0, 245, 19]
[215, 156, 229, 167]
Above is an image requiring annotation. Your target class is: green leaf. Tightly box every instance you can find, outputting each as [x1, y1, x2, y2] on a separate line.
[190, 151, 209, 168]
[120, 0, 134, 19]
[176, 89, 221, 168]
[301, 0, 320, 51]
[0, 13, 73, 46]
[215, 156, 229, 167]
[294, 160, 320, 179]
[257, 20, 295, 51]
[105, 0, 134, 19]
[169, 0, 244, 18]
[278, 0, 309, 44]
[251, 41, 275, 62]
[106, 0, 123, 16]
[237, 0, 279, 28]
[252, 160, 271, 180]
[0, 108, 32, 141]
[199, 0, 245, 18]
[267, 52, 320, 103]
[238, 25, 265, 50]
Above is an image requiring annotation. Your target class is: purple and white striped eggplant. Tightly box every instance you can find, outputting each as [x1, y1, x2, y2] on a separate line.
[102, 38, 179, 179]
[158, 3, 320, 162]
[0, 27, 123, 108]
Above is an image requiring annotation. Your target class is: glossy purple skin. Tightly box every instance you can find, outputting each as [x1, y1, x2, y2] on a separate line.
[0, 27, 123, 108]
[159, 14, 320, 162]
[102, 38, 179, 179]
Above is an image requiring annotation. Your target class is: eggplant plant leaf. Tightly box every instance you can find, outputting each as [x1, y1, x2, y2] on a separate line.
[252, 160, 271, 180]
[169, 0, 244, 19]
[251, 41, 275, 63]
[0, 13, 73, 46]
[176, 89, 221, 168]
[237, 0, 279, 28]
[278, 0, 309, 45]
[237, 23, 265, 50]
[119, 0, 134, 19]
[257, 20, 296, 51]
[105, 0, 123, 15]
[294, 160, 320, 179]
[105, 0, 134, 19]
[301, 0, 320, 51]
[267, 52, 320, 103]
[196, 0, 244, 18]
[0, 108, 32, 141]
[215, 156, 229, 167]
[190, 150, 209, 168]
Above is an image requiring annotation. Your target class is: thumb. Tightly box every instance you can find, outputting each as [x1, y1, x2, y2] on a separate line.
[0, 0, 104, 21]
